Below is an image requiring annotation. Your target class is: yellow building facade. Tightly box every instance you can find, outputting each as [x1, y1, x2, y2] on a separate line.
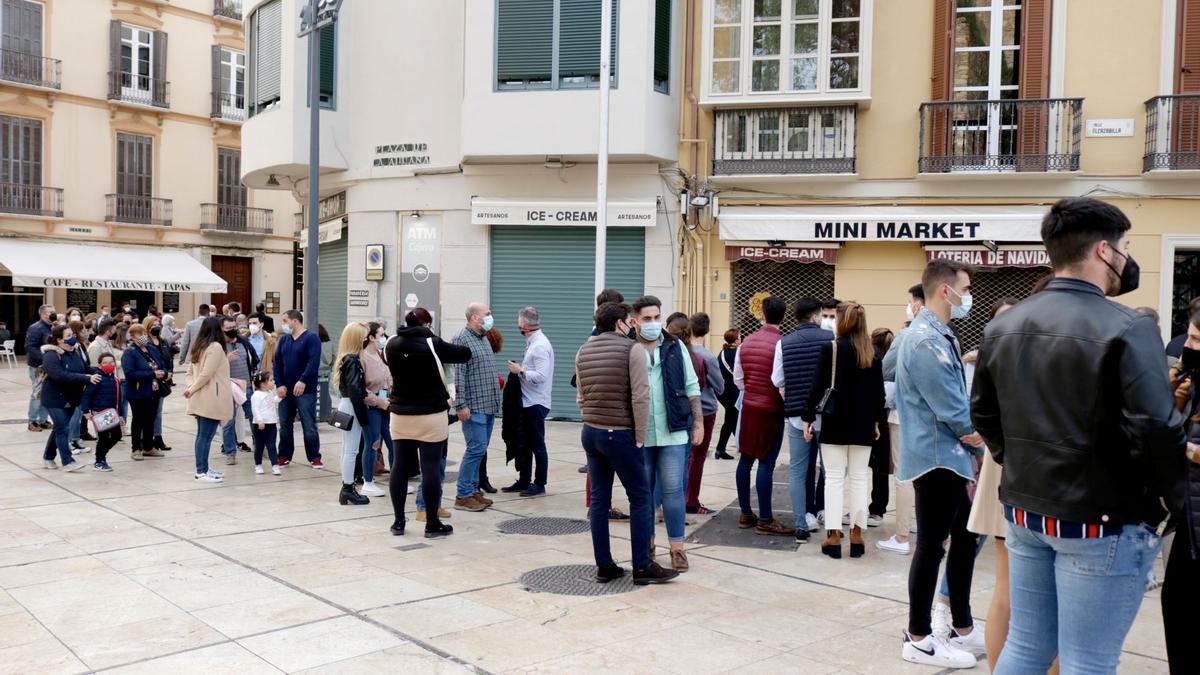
[678, 0, 1200, 352]
[0, 0, 297, 346]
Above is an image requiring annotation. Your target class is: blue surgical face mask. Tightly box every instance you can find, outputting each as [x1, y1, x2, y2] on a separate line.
[949, 287, 973, 320]
[481, 315, 494, 332]
[638, 321, 663, 341]
[281, 323, 294, 335]
[64, 337, 77, 348]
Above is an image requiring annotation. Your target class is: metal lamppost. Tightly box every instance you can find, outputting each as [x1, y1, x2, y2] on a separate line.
[594, 0, 612, 297]
[298, 0, 341, 325]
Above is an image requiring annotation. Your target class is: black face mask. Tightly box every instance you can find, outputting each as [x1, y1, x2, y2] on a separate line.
[224, 328, 238, 338]
[1182, 346, 1200, 373]
[47, 312, 57, 323]
[1103, 249, 1140, 296]
[626, 325, 637, 341]
[150, 327, 161, 337]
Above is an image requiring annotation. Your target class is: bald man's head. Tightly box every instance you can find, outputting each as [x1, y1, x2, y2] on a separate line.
[465, 302, 491, 333]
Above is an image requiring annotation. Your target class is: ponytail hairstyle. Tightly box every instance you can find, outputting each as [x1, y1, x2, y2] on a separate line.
[723, 328, 740, 349]
[836, 302, 874, 369]
[665, 312, 693, 359]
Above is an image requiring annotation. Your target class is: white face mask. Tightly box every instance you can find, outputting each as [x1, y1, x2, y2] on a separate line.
[820, 317, 837, 333]
[248, 324, 261, 335]
[948, 287, 973, 320]
[905, 303, 915, 322]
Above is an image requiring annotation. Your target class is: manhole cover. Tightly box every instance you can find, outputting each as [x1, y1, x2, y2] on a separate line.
[497, 517, 590, 536]
[519, 564, 639, 596]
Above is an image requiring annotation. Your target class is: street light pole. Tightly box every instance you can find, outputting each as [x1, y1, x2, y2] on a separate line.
[594, 0, 612, 298]
[305, 0, 320, 327]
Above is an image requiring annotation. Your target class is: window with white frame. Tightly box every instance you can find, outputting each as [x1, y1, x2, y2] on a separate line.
[952, 0, 1021, 163]
[219, 47, 245, 112]
[709, 0, 866, 96]
[120, 24, 152, 95]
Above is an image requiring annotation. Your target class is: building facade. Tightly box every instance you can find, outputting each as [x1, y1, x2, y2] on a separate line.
[241, 0, 681, 418]
[0, 0, 297, 351]
[680, 0, 1200, 352]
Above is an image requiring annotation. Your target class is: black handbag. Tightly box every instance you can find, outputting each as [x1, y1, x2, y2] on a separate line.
[814, 340, 838, 416]
[328, 409, 354, 431]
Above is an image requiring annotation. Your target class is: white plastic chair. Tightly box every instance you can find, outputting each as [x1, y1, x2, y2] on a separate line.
[0, 340, 15, 368]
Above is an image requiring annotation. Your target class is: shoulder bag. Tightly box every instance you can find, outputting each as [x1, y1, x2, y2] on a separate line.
[814, 340, 839, 416]
[427, 337, 454, 409]
[327, 358, 356, 430]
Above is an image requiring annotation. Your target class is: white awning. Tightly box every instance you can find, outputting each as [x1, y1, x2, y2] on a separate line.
[719, 205, 1048, 242]
[0, 239, 228, 293]
[471, 198, 657, 227]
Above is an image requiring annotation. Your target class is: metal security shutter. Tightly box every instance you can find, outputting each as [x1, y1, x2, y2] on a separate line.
[558, 0, 619, 85]
[319, 24, 335, 106]
[317, 232, 348, 340]
[956, 266, 1045, 353]
[653, 0, 670, 92]
[730, 260, 835, 338]
[249, 0, 281, 116]
[490, 226, 644, 420]
[496, 0, 553, 86]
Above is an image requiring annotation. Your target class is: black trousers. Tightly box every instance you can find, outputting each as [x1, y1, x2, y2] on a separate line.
[1163, 520, 1199, 674]
[129, 398, 159, 451]
[908, 468, 979, 637]
[95, 427, 121, 463]
[390, 438, 446, 530]
[715, 402, 739, 453]
[868, 431, 891, 517]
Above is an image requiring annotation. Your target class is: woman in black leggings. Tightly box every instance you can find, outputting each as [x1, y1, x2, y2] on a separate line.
[714, 329, 740, 459]
[383, 308, 472, 538]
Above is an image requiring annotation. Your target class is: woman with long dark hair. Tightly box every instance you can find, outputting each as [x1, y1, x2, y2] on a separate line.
[358, 321, 394, 490]
[142, 315, 174, 452]
[804, 302, 885, 559]
[67, 317, 93, 452]
[184, 316, 231, 483]
[385, 308, 472, 537]
[714, 328, 740, 460]
[40, 323, 100, 471]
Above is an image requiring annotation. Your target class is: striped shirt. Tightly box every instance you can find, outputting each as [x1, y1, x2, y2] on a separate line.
[453, 327, 501, 415]
[1003, 505, 1110, 539]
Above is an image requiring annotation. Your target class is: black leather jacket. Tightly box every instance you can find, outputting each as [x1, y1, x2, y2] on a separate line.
[337, 353, 370, 427]
[972, 278, 1186, 528]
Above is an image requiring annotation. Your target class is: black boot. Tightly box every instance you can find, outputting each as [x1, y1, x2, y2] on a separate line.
[154, 436, 172, 451]
[390, 519, 405, 536]
[80, 428, 96, 441]
[338, 484, 370, 506]
[425, 522, 453, 538]
[478, 454, 497, 494]
[714, 450, 735, 460]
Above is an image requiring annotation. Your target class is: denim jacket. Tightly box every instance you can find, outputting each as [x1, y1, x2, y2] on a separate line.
[891, 307, 980, 482]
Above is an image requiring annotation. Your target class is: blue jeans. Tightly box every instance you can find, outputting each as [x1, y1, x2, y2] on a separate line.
[377, 409, 393, 470]
[736, 421, 784, 521]
[278, 390, 321, 462]
[416, 453, 447, 511]
[645, 443, 689, 543]
[457, 413, 494, 498]
[42, 407, 75, 464]
[996, 521, 1162, 675]
[519, 405, 550, 486]
[28, 367, 47, 424]
[938, 534, 988, 602]
[194, 416, 220, 474]
[69, 406, 82, 442]
[336, 398, 379, 484]
[221, 399, 253, 455]
[583, 426, 653, 570]
[154, 397, 164, 437]
[787, 423, 817, 530]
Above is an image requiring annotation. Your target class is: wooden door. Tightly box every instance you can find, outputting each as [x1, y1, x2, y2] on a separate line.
[209, 255, 252, 315]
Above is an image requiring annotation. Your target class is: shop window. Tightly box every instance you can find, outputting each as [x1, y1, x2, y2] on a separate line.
[1172, 251, 1200, 337]
[730, 259, 834, 338]
[955, 266, 1046, 353]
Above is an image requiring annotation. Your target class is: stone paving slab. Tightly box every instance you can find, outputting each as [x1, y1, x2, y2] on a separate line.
[0, 365, 1169, 674]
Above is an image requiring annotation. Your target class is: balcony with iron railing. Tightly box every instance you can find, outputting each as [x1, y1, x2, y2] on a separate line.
[0, 49, 61, 90]
[712, 106, 857, 175]
[0, 183, 63, 218]
[1144, 95, 1200, 172]
[200, 203, 273, 235]
[213, 0, 242, 21]
[107, 71, 169, 109]
[919, 98, 1083, 173]
[211, 90, 246, 122]
[105, 194, 172, 227]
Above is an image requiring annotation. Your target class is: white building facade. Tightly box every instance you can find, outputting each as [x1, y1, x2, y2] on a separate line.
[241, 0, 682, 418]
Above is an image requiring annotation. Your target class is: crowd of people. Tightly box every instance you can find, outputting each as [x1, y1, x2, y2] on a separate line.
[20, 196, 1199, 672]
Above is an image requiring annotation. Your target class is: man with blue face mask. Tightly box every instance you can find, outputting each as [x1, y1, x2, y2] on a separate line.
[892, 258, 986, 669]
[452, 301, 501, 512]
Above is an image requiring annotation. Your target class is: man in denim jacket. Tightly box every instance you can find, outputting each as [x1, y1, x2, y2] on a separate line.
[888, 259, 986, 669]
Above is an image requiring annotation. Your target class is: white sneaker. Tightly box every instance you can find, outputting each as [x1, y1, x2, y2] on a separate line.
[43, 459, 57, 470]
[360, 481, 385, 497]
[876, 535, 912, 555]
[949, 626, 987, 659]
[61, 460, 86, 472]
[195, 471, 224, 483]
[805, 513, 820, 532]
[816, 510, 825, 526]
[911, 523, 919, 534]
[255, 465, 264, 475]
[406, 485, 415, 494]
[271, 465, 282, 476]
[842, 513, 851, 526]
[931, 602, 952, 639]
[867, 514, 883, 527]
[902, 632, 976, 669]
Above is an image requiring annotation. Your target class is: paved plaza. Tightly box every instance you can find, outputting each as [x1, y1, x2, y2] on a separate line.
[0, 366, 1170, 674]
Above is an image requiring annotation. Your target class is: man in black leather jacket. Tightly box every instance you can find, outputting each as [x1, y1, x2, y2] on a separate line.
[971, 197, 1187, 674]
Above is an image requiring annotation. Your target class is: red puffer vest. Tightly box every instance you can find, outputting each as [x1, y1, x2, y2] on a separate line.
[739, 325, 783, 412]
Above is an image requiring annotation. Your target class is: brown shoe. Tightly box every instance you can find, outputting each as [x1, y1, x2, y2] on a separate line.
[454, 496, 486, 512]
[473, 491, 494, 507]
[755, 519, 796, 537]
[142, 448, 165, 458]
[850, 525, 865, 558]
[27, 423, 42, 432]
[738, 514, 759, 529]
[416, 509, 427, 522]
[670, 549, 689, 572]
[417, 508, 453, 522]
[821, 530, 843, 559]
